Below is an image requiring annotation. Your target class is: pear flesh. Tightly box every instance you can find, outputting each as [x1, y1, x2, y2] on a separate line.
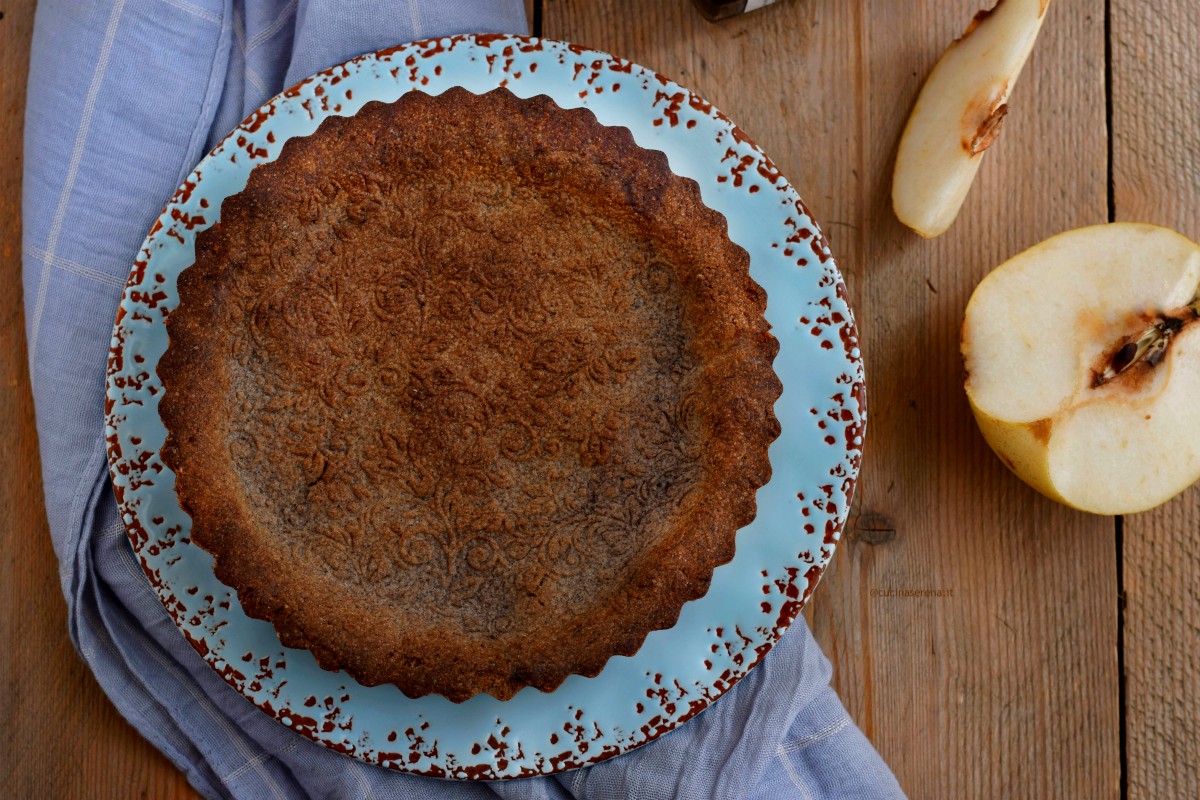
[963, 223, 1200, 515]
[893, 0, 1052, 238]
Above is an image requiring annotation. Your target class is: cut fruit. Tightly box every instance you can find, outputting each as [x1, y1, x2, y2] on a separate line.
[893, 0, 1052, 238]
[963, 223, 1200, 515]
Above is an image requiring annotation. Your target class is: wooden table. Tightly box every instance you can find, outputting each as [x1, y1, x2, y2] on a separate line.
[2, 0, 1197, 797]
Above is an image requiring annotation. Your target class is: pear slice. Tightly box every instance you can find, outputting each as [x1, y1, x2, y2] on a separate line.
[963, 223, 1200, 515]
[893, 0, 1052, 238]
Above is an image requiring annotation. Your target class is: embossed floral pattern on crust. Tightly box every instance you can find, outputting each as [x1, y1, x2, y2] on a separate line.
[158, 87, 781, 702]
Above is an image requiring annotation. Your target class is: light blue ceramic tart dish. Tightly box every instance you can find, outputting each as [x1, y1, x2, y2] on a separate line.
[105, 34, 865, 779]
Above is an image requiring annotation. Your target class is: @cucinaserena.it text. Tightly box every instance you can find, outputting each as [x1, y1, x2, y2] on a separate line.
[869, 588, 955, 598]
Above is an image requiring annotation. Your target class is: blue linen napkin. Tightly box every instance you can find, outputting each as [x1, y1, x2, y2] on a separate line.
[21, 2, 907, 798]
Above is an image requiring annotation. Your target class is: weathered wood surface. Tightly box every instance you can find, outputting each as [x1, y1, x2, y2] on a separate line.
[4, 0, 1196, 797]
[1112, 2, 1200, 798]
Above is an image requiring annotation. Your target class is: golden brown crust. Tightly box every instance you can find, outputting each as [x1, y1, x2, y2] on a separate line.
[158, 88, 780, 702]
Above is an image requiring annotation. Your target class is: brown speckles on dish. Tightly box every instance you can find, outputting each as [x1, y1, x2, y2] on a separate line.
[106, 33, 862, 780]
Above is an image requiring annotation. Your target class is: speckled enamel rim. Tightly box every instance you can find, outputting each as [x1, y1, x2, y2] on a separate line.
[105, 35, 864, 780]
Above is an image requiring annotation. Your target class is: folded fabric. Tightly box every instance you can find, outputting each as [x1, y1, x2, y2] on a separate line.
[21, 1, 906, 797]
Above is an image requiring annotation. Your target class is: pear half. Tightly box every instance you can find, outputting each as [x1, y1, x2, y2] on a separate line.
[893, 0, 1052, 238]
[963, 223, 1200, 515]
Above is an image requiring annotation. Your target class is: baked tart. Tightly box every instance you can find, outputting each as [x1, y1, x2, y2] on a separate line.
[158, 87, 781, 702]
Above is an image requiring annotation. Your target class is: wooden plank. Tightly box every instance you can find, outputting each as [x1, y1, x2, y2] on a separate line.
[543, 0, 1120, 796]
[0, 3, 197, 798]
[525, 0, 537, 33]
[1111, 3, 1200, 797]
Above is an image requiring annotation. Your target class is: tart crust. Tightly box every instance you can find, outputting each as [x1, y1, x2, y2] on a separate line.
[158, 88, 781, 702]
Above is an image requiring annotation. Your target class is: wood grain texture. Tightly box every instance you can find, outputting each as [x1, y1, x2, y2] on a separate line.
[0, 2, 197, 798]
[1112, 3, 1200, 798]
[13, 0, 1194, 796]
[543, 0, 1119, 796]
